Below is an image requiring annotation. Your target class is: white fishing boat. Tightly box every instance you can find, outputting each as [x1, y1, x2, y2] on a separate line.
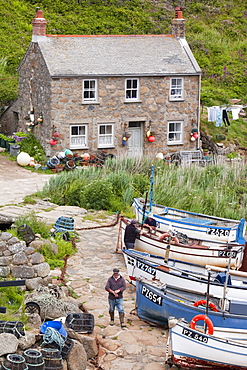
[122, 248, 247, 301]
[121, 217, 244, 268]
[133, 197, 246, 245]
[168, 317, 247, 369]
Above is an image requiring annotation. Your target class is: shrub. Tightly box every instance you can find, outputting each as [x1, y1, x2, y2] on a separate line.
[80, 178, 113, 210]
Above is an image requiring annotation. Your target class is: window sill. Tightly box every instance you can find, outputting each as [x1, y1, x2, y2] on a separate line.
[124, 100, 142, 103]
[169, 98, 184, 102]
[167, 142, 183, 146]
[97, 146, 115, 149]
[82, 101, 100, 105]
[70, 147, 89, 150]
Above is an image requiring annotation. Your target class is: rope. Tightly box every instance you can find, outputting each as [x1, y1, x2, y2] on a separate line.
[75, 212, 120, 231]
[41, 327, 65, 351]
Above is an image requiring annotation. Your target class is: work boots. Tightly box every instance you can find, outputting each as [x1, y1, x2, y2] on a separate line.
[119, 312, 126, 328]
[109, 311, 114, 326]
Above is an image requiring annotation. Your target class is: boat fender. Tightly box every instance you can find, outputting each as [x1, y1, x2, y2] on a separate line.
[190, 314, 214, 335]
[193, 299, 218, 312]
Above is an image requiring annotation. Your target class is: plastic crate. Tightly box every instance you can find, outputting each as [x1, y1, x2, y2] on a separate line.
[61, 337, 74, 359]
[65, 313, 94, 333]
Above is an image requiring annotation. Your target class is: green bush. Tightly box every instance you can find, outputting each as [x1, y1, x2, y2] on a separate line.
[41, 235, 76, 269]
[13, 212, 51, 239]
[20, 132, 47, 163]
[80, 178, 113, 210]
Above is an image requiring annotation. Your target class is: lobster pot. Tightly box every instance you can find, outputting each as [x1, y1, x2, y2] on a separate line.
[41, 349, 62, 370]
[23, 349, 44, 370]
[65, 313, 94, 333]
[17, 224, 35, 245]
[61, 337, 74, 360]
[1, 354, 27, 370]
[0, 321, 25, 338]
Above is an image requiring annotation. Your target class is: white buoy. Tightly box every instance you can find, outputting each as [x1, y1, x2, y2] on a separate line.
[17, 152, 31, 166]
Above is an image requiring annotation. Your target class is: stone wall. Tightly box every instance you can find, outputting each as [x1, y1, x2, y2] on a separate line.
[0, 231, 50, 281]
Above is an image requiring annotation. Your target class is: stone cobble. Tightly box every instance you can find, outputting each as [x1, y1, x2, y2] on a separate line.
[64, 221, 169, 370]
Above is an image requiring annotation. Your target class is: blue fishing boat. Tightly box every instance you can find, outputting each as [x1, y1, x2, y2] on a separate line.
[135, 277, 247, 340]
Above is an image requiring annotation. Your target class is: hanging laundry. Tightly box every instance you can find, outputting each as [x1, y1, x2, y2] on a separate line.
[231, 107, 241, 120]
[207, 106, 218, 122]
[222, 109, 230, 126]
[215, 108, 223, 127]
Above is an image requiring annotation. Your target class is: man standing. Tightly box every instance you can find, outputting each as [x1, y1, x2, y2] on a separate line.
[143, 212, 157, 233]
[105, 268, 126, 327]
[124, 219, 141, 249]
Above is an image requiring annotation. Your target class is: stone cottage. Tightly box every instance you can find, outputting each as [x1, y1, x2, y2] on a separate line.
[1, 7, 201, 158]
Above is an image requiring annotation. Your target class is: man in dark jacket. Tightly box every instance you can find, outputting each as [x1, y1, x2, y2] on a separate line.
[124, 219, 141, 249]
[105, 268, 126, 327]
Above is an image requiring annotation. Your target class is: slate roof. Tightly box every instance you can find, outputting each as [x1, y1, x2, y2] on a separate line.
[36, 34, 201, 77]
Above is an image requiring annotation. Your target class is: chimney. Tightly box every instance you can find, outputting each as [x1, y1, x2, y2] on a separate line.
[32, 8, 47, 42]
[171, 6, 186, 38]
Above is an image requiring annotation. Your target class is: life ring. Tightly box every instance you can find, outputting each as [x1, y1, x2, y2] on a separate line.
[193, 299, 218, 312]
[190, 314, 214, 335]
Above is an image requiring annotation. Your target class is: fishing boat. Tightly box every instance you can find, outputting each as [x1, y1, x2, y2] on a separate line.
[168, 317, 247, 369]
[135, 277, 247, 339]
[123, 248, 247, 301]
[133, 197, 246, 245]
[121, 218, 244, 268]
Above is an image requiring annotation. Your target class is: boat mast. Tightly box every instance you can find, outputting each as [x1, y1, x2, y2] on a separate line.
[149, 165, 154, 213]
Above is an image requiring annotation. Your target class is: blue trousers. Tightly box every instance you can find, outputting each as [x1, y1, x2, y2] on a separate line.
[109, 298, 124, 313]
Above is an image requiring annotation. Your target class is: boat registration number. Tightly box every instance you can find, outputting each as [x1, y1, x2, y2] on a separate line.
[206, 228, 230, 237]
[141, 285, 163, 306]
[218, 250, 237, 258]
[182, 328, 208, 343]
[137, 261, 156, 276]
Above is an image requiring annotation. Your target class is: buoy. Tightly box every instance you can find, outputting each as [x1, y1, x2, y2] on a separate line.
[50, 139, 57, 146]
[148, 135, 155, 142]
[83, 153, 90, 161]
[156, 152, 164, 160]
[17, 152, 31, 166]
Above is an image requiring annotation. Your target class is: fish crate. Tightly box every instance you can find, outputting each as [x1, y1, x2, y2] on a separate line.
[61, 337, 74, 359]
[65, 313, 94, 333]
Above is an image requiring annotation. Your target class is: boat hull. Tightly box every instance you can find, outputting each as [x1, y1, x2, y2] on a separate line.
[136, 279, 247, 336]
[133, 198, 246, 245]
[123, 248, 247, 301]
[169, 320, 247, 369]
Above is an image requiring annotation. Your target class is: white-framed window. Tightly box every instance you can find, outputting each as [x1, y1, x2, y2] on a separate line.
[167, 121, 183, 144]
[70, 124, 88, 148]
[98, 123, 114, 148]
[125, 78, 139, 101]
[170, 77, 184, 100]
[82, 79, 97, 102]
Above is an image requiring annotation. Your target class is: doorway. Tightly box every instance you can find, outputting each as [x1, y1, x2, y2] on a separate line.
[127, 121, 144, 157]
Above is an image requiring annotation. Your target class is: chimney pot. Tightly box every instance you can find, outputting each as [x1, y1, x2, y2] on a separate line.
[32, 9, 47, 41]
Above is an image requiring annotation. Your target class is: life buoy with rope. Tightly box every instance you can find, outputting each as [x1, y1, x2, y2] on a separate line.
[193, 299, 218, 312]
[190, 314, 214, 335]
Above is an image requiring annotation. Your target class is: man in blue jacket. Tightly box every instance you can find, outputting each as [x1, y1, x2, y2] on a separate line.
[105, 268, 126, 327]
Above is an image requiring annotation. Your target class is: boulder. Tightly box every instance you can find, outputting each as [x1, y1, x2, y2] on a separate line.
[33, 262, 50, 277]
[28, 252, 45, 265]
[0, 333, 18, 356]
[11, 265, 35, 279]
[29, 240, 44, 252]
[67, 341, 87, 370]
[25, 277, 43, 291]
[18, 331, 36, 350]
[8, 242, 25, 255]
[12, 251, 28, 265]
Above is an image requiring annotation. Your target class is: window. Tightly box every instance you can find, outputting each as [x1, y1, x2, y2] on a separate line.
[70, 125, 88, 148]
[170, 78, 184, 100]
[98, 123, 114, 148]
[125, 79, 139, 101]
[168, 121, 183, 144]
[83, 79, 97, 102]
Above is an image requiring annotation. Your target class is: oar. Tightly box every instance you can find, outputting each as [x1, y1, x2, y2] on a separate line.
[149, 165, 155, 213]
[221, 256, 232, 311]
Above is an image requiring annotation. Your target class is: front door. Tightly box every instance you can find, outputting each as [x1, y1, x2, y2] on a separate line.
[127, 122, 143, 157]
